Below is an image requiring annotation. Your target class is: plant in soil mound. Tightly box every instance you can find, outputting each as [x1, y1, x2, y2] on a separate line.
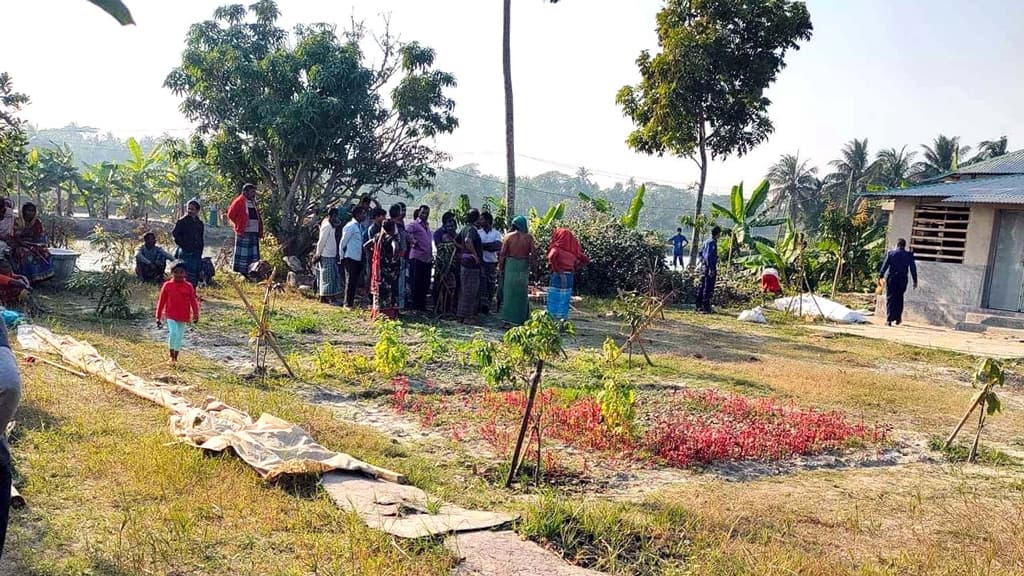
[943, 358, 1007, 463]
[475, 310, 573, 486]
[66, 225, 137, 318]
[373, 318, 410, 378]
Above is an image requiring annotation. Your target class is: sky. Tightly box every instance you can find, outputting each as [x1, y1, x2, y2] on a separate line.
[3, 0, 1024, 195]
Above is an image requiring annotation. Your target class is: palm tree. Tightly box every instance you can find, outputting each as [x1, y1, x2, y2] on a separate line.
[970, 136, 1009, 164]
[766, 153, 819, 228]
[824, 138, 872, 213]
[503, 0, 560, 216]
[915, 134, 970, 180]
[874, 146, 918, 189]
[119, 137, 164, 219]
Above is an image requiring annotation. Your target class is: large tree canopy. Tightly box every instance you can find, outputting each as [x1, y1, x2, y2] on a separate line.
[617, 0, 812, 264]
[165, 0, 457, 248]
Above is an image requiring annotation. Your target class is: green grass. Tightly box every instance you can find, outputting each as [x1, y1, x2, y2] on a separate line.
[927, 436, 1022, 467]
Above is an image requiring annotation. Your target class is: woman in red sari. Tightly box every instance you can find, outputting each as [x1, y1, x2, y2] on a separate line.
[12, 203, 53, 283]
[367, 220, 401, 320]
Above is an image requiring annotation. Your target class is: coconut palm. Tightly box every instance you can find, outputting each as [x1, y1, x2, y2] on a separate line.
[970, 136, 1009, 164]
[916, 134, 970, 180]
[874, 146, 918, 189]
[766, 153, 819, 228]
[824, 138, 872, 213]
[503, 0, 560, 215]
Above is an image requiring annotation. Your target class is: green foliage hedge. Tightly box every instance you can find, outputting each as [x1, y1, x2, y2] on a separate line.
[530, 212, 668, 297]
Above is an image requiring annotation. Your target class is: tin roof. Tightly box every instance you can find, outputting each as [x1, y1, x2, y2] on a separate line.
[956, 149, 1024, 175]
[869, 174, 1024, 205]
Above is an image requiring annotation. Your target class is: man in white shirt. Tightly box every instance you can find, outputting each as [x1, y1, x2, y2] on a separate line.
[477, 212, 503, 314]
[338, 206, 367, 308]
[314, 207, 343, 303]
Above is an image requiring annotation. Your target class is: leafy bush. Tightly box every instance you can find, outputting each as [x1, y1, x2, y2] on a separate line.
[530, 211, 668, 297]
[373, 318, 410, 378]
[66, 225, 138, 318]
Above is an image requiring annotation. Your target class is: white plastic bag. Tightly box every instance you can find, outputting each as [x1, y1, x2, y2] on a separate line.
[737, 306, 767, 324]
[773, 294, 867, 324]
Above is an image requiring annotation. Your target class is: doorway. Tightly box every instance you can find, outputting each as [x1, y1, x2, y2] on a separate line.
[987, 211, 1024, 311]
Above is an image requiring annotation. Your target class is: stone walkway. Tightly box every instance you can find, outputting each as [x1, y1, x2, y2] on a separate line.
[809, 319, 1024, 359]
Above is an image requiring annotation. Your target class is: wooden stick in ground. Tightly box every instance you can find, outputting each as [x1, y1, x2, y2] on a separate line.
[233, 283, 296, 378]
[969, 398, 987, 463]
[506, 360, 545, 487]
[944, 387, 987, 449]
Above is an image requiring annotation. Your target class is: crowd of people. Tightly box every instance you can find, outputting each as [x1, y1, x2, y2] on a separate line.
[313, 195, 591, 325]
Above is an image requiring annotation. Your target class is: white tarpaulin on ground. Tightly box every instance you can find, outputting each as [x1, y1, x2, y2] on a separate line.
[773, 294, 868, 324]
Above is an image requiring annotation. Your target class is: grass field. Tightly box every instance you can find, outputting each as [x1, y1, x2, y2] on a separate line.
[4, 280, 1023, 575]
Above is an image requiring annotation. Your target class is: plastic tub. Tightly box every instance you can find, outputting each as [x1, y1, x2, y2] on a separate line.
[49, 248, 81, 285]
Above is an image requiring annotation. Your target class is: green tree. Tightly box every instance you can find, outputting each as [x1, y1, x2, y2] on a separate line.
[0, 72, 30, 194]
[617, 0, 812, 267]
[874, 146, 918, 189]
[29, 145, 79, 216]
[766, 152, 819, 228]
[119, 137, 165, 219]
[916, 134, 970, 180]
[77, 161, 121, 218]
[824, 138, 873, 212]
[167, 1, 457, 251]
[970, 136, 1008, 164]
[162, 138, 211, 217]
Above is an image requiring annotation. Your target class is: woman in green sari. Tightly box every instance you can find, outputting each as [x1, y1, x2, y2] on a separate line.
[498, 215, 534, 325]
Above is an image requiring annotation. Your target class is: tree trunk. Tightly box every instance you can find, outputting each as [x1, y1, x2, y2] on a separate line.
[687, 128, 709, 269]
[506, 359, 544, 487]
[502, 0, 517, 216]
[56, 184, 63, 218]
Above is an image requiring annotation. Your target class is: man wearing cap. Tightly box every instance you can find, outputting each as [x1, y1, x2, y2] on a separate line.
[227, 183, 264, 276]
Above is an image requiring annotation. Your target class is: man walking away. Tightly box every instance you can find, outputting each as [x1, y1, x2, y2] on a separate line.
[669, 227, 689, 269]
[695, 226, 720, 314]
[339, 206, 367, 308]
[227, 183, 263, 276]
[879, 238, 918, 326]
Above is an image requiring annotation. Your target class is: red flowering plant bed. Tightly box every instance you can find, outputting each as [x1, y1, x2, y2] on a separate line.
[390, 377, 888, 471]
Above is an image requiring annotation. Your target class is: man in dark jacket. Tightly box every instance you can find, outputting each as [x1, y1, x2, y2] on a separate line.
[879, 238, 918, 326]
[695, 226, 720, 314]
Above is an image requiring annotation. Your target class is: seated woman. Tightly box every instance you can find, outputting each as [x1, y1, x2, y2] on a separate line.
[136, 232, 174, 283]
[0, 261, 29, 307]
[12, 203, 54, 283]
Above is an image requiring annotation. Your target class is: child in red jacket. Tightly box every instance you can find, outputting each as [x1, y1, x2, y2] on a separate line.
[156, 262, 200, 364]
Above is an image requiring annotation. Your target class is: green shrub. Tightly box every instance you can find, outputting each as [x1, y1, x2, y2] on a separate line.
[531, 211, 667, 297]
[373, 318, 410, 377]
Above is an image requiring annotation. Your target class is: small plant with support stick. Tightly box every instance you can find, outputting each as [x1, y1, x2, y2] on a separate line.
[943, 357, 1005, 462]
[475, 310, 572, 487]
[613, 290, 671, 367]
[231, 274, 296, 379]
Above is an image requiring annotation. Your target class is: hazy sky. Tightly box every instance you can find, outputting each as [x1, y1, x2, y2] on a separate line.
[3, 0, 1023, 194]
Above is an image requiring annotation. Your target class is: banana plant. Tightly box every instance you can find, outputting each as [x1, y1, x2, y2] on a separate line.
[577, 191, 612, 214]
[119, 137, 165, 219]
[528, 202, 565, 231]
[710, 179, 784, 253]
[620, 184, 646, 229]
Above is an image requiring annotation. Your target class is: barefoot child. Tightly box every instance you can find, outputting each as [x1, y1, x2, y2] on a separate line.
[156, 262, 200, 364]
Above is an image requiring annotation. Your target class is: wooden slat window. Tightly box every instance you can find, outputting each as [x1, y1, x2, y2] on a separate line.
[910, 204, 969, 263]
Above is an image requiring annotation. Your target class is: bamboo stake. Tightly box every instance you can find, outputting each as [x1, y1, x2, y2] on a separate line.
[506, 360, 544, 487]
[15, 351, 87, 378]
[233, 283, 296, 378]
[944, 388, 987, 449]
[968, 399, 987, 463]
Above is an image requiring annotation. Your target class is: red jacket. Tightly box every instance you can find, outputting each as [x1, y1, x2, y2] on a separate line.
[547, 228, 589, 273]
[156, 279, 200, 323]
[227, 193, 263, 237]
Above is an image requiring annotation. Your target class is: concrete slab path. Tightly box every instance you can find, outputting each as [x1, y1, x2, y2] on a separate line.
[808, 319, 1024, 359]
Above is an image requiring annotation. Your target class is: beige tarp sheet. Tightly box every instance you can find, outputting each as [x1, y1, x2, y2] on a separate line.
[15, 325, 516, 538]
[16, 325, 393, 481]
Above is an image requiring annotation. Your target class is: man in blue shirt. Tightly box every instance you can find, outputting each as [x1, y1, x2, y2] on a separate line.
[879, 238, 918, 326]
[338, 206, 368, 308]
[695, 226, 720, 314]
[669, 227, 689, 269]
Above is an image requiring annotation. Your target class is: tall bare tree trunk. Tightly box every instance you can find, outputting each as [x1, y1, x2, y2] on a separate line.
[56, 184, 63, 218]
[687, 127, 708, 269]
[502, 0, 517, 216]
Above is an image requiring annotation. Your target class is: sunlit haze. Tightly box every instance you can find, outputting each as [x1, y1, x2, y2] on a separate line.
[3, 0, 1023, 193]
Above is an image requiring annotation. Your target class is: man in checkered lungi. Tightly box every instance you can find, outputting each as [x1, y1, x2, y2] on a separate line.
[227, 183, 264, 275]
